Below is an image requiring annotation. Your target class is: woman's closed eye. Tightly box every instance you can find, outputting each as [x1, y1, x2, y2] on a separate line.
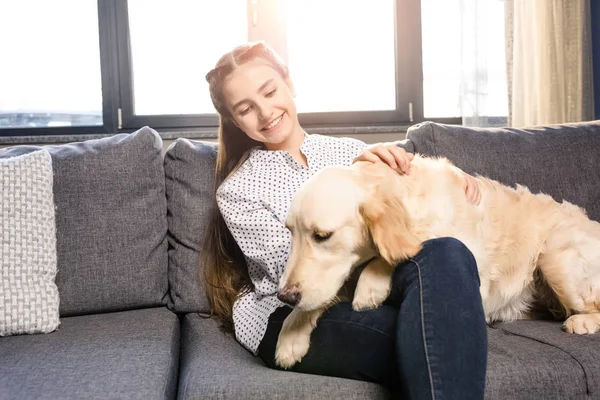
[239, 106, 251, 116]
[265, 88, 277, 97]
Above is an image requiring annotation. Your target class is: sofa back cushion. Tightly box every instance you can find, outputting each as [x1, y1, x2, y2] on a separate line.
[0, 127, 169, 316]
[407, 121, 600, 222]
[164, 139, 217, 314]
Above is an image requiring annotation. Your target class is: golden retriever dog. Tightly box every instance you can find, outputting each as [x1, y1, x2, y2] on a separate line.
[274, 155, 600, 369]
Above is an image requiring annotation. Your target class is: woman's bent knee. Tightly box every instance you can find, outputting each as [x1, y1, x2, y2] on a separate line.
[421, 237, 472, 258]
[412, 237, 480, 285]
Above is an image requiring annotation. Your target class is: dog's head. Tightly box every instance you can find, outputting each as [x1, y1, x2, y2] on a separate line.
[278, 162, 422, 310]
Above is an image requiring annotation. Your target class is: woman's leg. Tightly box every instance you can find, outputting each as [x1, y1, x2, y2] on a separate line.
[386, 237, 488, 400]
[258, 302, 401, 392]
[258, 237, 487, 399]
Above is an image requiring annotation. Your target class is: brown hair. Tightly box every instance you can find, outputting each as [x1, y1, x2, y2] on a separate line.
[201, 42, 290, 333]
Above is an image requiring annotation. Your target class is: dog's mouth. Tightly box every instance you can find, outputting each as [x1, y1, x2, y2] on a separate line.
[293, 254, 376, 311]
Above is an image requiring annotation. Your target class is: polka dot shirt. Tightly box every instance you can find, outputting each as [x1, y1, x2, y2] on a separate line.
[216, 133, 368, 355]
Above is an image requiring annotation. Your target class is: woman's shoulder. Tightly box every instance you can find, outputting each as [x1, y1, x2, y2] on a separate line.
[305, 135, 367, 165]
[307, 134, 367, 150]
[216, 152, 264, 201]
[217, 165, 251, 199]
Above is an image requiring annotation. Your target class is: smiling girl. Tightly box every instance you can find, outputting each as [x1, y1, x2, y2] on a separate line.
[202, 42, 487, 399]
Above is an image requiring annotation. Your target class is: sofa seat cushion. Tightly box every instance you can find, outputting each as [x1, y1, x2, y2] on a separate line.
[180, 314, 593, 399]
[0, 307, 179, 400]
[178, 313, 390, 399]
[487, 320, 598, 399]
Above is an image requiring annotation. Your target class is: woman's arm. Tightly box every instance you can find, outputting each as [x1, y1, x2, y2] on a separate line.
[216, 183, 291, 297]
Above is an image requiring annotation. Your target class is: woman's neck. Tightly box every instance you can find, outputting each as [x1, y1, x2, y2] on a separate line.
[288, 148, 308, 166]
[264, 124, 308, 166]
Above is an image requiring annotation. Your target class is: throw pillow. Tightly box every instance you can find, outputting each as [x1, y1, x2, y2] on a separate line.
[0, 150, 60, 336]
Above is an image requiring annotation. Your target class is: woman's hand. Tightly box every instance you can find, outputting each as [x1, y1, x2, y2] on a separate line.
[463, 172, 481, 205]
[353, 143, 414, 175]
[355, 143, 481, 205]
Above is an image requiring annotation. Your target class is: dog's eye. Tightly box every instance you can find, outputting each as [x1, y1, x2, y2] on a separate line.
[313, 231, 333, 243]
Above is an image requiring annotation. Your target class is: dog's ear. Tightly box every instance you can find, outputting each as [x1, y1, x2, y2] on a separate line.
[359, 185, 422, 266]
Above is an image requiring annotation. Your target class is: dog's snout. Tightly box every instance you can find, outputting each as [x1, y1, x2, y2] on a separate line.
[277, 285, 302, 306]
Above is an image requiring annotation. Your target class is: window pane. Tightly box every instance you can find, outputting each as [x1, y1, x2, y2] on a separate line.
[421, 1, 462, 118]
[128, 0, 247, 115]
[0, 1, 102, 129]
[284, 0, 396, 113]
[421, 0, 508, 119]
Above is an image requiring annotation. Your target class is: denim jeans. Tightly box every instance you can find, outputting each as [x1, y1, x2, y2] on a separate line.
[258, 238, 488, 400]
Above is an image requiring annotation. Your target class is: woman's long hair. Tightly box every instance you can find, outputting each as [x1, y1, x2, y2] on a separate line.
[201, 42, 290, 333]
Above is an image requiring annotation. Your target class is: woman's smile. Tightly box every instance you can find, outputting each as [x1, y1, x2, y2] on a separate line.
[261, 113, 285, 133]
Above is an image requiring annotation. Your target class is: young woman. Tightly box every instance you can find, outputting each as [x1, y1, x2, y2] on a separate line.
[202, 42, 487, 399]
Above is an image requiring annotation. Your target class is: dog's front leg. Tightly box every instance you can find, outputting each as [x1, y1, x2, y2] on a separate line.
[352, 257, 394, 311]
[275, 307, 325, 369]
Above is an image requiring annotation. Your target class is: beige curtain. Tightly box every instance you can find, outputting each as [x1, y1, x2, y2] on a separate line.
[505, 0, 594, 127]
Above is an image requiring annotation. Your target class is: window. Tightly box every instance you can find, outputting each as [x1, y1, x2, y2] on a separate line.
[117, 0, 411, 129]
[126, 0, 247, 116]
[421, 0, 508, 120]
[0, 0, 509, 137]
[284, 0, 396, 114]
[0, 0, 103, 130]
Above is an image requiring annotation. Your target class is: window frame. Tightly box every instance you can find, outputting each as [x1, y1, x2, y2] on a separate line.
[114, 0, 220, 129]
[115, 0, 424, 130]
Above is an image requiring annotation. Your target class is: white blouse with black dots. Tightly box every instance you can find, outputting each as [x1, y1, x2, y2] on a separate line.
[216, 133, 368, 355]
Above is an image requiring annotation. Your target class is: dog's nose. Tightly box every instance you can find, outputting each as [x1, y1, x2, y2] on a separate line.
[277, 286, 302, 306]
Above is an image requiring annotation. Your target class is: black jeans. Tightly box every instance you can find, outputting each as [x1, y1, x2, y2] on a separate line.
[258, 238, 488, 400]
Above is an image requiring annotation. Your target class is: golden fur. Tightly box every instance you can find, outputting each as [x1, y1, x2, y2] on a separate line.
[274, 155, 600, 368]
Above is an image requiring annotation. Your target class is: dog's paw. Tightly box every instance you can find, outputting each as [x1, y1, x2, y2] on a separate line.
[352, 258, 393, 311]
[564, 314, 600, 334]
[275, 332, 310, 369]
[352, 281, 391, 311]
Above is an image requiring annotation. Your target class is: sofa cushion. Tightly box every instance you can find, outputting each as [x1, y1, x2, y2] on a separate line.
[179, 313, 391, 399]
[1, 150, 59, 336]
[164, 139, 218, 314]
[488, 319, 600, 398]
[179, 315, 592, 400]
[0, 307, 179, 400]
[0, 127, 169, 316]
[486, 321, 590, 399]
[407, 121, 600, 222]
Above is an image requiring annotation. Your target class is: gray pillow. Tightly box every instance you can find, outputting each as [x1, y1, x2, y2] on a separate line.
[407, 121, 600, 222]
[0, 127, 168, 316]
[1, 150, 60, 336]
[164, 139, 218, 314]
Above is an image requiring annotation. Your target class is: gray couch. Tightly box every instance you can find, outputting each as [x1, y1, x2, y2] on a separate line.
[1, 120, 599, 399]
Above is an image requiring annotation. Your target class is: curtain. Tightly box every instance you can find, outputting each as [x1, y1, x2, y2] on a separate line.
[505, 0, 594, 127]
